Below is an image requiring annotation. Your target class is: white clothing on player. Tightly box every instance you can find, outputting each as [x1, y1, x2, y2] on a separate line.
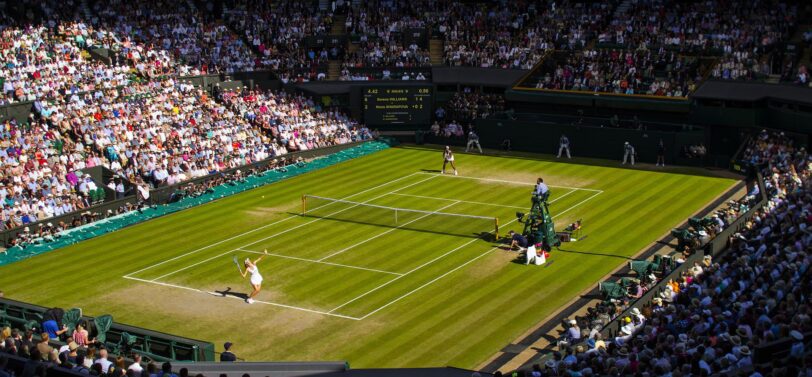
[623, 143, 635, 165]
[247, 265, 263, 285]
[466, 131, 483, 153]
[444, 149, 454, 161]
[558, 135, 571, 158]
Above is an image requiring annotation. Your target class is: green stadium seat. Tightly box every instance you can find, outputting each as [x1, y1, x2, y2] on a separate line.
[62, 308, 82, 336]
[0, 309, 10, 328]
[23, 319, 39, 332]
[94, 314, 113, 345]
[111, 331, 137, 355]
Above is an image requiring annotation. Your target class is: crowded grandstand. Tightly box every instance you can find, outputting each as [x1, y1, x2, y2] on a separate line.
[0, 0, 810, 376]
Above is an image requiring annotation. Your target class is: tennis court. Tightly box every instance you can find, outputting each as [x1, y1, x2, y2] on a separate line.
[123, 171, 602, 320]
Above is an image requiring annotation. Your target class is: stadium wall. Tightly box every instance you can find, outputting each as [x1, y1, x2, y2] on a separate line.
[439, 119, 706, 165]
[0, 101, 33, 124]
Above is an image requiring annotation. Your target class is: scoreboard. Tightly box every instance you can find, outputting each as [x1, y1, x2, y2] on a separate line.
[362, 86, 432, 126]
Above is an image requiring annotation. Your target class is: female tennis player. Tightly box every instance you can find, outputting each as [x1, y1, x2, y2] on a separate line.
[442, 146, 457, 175]
[241, 249, 268, 304]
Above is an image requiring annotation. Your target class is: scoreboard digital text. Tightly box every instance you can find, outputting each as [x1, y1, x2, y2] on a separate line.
[362, 86, 432, 126]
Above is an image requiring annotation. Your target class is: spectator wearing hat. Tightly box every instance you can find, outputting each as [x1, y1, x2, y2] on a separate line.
[220, 342, 237, 362]
[737, 346, 752, 369]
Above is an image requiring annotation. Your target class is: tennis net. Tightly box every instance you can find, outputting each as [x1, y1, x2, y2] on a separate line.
[301, 195, 499, 238]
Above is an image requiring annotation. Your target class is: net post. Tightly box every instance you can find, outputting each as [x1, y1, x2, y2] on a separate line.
[494, 217, 499, 239]
[301, 195, 306, 215]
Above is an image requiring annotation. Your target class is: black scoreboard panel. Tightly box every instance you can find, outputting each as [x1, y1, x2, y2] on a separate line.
[362, 86, 432, 126]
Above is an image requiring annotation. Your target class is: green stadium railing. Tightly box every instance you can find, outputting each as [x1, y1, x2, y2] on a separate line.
[0, 297, 215, 362]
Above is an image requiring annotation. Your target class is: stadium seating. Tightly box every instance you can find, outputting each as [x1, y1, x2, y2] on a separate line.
[511, 130, 810, 376]
[0, 2, 810, 376]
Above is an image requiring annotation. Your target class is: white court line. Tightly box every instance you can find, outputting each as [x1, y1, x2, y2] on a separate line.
[552, 191, 602, 218]
[238, 248, 403, 276]
[128, 172, 603, 320]
[389, 193, 527, 210]
[148, 174, 439, 282]
[336, 189, 603, 318]
[417, 172, 603, 192]
[123, 276, 360, 320]
[328, 217, 520, 314]
[548, 188, 577, 203]
[357, 243, 503, 320]
[124, 171, 423, 278]
[317, 201, 461, 262]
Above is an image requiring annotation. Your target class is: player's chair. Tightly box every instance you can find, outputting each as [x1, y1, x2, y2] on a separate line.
[629, 260, 654, 277]
[61, 308, 83, 337]
[598, 281, 625, 302]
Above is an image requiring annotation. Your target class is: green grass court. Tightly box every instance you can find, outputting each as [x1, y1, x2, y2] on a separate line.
[0, 146, 737, 368]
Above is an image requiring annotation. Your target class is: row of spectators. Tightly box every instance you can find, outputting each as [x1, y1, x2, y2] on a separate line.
[519, 130, 810, 376]
[532, 49, 699, 97]
[0, 25, 133, 105]
[224, 0, 333, 81]
[5, 0, 803, 89]
[445, 90, 506, 121]
[1, 73, 365, 234]
[601, 0, 796, 55]
[90, 0, 258, 75]
[0, 319, 199, 377]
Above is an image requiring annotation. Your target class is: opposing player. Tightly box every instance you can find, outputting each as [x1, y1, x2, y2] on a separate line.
[442, 146, 458, 175]
[241, 249, 268, 304]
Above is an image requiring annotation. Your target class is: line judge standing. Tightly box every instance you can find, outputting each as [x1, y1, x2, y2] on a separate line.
[622, 141, 635, 165]
[466, 129, 483, 154]
[557, 134, 571, 158]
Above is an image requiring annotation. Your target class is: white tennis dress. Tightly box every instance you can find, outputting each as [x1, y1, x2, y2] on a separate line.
[248, 265, 263, 285]
[444, 150, 454, 161]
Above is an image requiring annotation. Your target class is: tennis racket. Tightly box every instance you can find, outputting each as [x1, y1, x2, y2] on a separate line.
[232, 255, 243, 274]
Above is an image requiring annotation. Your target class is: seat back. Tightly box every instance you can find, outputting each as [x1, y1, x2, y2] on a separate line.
[94, 314, 114, 344]
[62, 308, 83, 337]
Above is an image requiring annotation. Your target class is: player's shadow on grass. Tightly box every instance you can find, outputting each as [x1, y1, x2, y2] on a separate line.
[213, 287, 249, 300]
[420, 169, 442, 173]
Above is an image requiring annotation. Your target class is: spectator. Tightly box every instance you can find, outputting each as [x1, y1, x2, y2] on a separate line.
[220, 342, 236, 362]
